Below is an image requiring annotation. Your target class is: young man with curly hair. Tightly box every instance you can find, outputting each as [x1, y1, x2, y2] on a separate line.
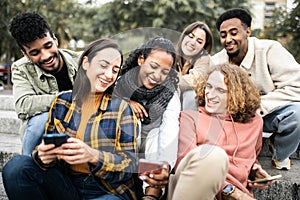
[212, 8, 300, 170]
[9, 12, 81, 155]
[169, 64, 273, 200]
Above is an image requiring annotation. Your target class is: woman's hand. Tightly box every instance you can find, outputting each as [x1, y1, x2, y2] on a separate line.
[36, 141, 57, 164]
[139, 163, 170, 189]
[139, 163, 169, 199]
[55, 137, 99, 165]
[129, 100, 148, 121]
[248, 163, 274, 189]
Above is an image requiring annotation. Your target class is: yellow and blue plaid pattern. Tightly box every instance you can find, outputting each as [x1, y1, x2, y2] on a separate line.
[45, 91, 138, 199]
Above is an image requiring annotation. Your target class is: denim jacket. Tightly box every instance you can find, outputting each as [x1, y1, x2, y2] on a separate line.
[12, 49, 81, 134]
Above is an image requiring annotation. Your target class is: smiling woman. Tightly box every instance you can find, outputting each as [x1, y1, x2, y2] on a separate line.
[113, 37, 180, 199]
[2, 38, 139, 200]
[176, 21, 213, 90]
[175, 21, 214, 110]
[137, 49, 173, 90]
[82, 47, 121, 93]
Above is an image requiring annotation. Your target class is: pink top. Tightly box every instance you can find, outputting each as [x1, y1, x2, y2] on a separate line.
[176, 107, 263, 196]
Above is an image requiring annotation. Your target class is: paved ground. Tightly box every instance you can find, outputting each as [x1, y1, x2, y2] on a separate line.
[0, 88, 18, 200]
[0, 173, 7, 200]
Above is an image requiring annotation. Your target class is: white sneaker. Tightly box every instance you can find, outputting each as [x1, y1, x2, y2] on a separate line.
[272, 158, 292, 170]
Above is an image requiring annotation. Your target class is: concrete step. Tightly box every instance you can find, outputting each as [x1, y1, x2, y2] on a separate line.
[254, 137, 300, 199]
[0, 173, 8, 200]
[0, 95, 15, 111]
[0, 111, 21, 135]
[0, 132, 21, 199]
[0, 133, 21, 172]
[254, 156, 300, 199]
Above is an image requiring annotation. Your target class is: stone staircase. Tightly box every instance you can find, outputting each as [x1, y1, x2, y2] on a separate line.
[254, 139, 300, 199]
[0, 89, 299, 199]
[0, 89, 22, 200]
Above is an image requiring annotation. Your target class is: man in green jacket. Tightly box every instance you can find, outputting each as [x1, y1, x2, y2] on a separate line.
[212, 8, 300, 171]
[9, 12, 81, 155]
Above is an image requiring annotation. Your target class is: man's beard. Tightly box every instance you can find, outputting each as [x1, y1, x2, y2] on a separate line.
[39, 52, 61, 74]
[227, 49, 240, 59]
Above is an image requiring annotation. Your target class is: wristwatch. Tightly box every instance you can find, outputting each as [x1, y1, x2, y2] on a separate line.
[222, 184, 236, 196]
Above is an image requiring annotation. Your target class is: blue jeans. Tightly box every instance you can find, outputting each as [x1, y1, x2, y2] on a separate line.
[22, 112, 49, 156]
[263, 102, 300, 161]
[71, 175, 122, 200]
[2, 155, 124, 200]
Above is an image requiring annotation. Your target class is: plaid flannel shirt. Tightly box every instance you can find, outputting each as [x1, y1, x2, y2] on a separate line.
[44, 91, 138, 199]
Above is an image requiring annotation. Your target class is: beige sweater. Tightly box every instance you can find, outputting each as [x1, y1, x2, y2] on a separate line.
[212, 37, 300, 116]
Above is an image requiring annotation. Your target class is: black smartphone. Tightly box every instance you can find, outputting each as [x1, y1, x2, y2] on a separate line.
[43, 133, 69, 147]
[138, 159, 165, 174]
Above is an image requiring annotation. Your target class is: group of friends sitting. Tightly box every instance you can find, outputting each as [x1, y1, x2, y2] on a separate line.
[2, 7, 300, 200]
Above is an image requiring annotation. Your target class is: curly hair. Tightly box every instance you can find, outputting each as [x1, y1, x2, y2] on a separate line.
[9, 12, 53, 51]
[196, 64, 260, 123]
[121, 37, 179, 88]
[216, 8, 252, 31]
[176, 21, 213, 72]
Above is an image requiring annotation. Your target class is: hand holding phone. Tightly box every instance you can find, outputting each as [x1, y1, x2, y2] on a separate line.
[138, 159, 165, 174]
[43, 133, 69, 147]
[249, 174, 282, 183]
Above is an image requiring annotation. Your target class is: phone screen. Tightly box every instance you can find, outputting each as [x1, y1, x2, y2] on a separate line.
[43, 133, 69, 147]
[249, 174, 282, 183]
[138, 159, 164, 174]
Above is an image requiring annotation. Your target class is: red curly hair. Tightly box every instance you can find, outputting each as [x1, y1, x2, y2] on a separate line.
[196, 64, 261, 123]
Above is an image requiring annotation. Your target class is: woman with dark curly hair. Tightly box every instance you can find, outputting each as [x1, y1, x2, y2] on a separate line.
[168, 64, 274, 200]
[113, 37, 180, 200]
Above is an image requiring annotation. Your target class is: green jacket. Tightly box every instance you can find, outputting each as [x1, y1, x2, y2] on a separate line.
[12, 49, 81, 134]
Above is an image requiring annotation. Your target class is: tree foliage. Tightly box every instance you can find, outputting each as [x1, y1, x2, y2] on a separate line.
[283, 0, 300, 62]
[0, 0, 299, 64]
[89, 0, 249, 53]
[0, 0, 79, 63]
[260, 0, 300, 62]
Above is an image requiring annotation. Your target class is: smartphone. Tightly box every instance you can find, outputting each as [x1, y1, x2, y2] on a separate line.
[43, 133, 69, 147]
[249, 174, 282, 183]
[138, 159, 165, 174]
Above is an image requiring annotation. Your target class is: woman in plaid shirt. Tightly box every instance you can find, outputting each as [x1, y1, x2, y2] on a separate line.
[2, 39, 139, 200]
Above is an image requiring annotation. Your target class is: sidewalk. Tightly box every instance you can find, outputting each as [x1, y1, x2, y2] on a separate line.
[0, 172, 7, 200]
[0, 133, 21, 200]
[0, 88, 19, 199]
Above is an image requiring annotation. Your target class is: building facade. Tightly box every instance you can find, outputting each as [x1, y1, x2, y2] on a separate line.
[249, 0, 288, 30]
